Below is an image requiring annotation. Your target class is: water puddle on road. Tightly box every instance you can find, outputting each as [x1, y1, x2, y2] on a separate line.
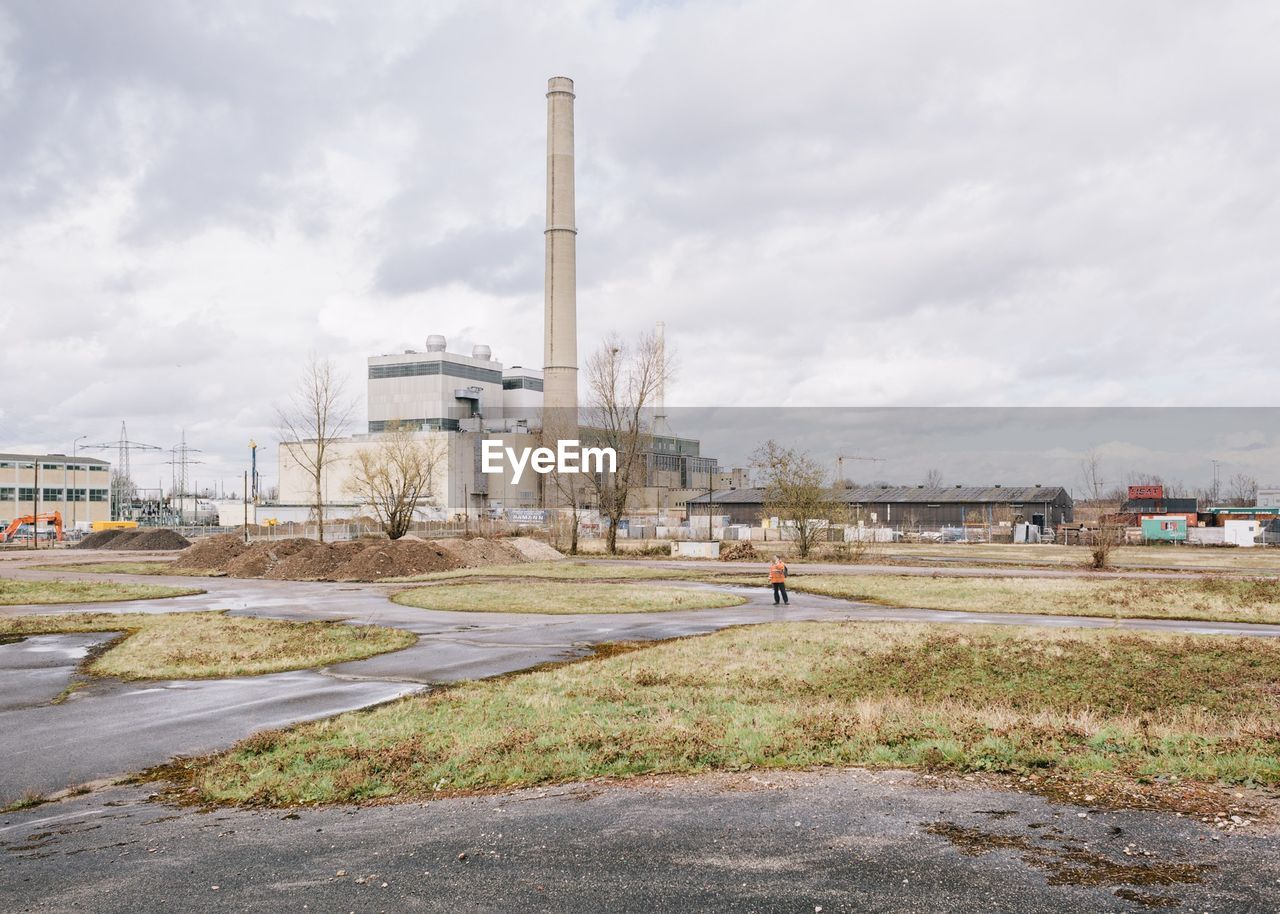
[925, 821, 1211, 908]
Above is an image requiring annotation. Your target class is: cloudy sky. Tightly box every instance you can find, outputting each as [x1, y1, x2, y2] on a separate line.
[2, 1, 1278, 492]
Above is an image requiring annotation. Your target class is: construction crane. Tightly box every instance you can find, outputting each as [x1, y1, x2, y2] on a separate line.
[82, 421, 162, 521]
[1, 512, 63, 544]
[835, 454, 885, 488]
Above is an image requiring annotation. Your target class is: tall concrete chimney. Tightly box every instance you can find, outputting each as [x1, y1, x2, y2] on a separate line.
[543, 76, 578, 427]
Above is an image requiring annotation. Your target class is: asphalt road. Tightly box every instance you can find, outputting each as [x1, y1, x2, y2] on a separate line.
[2, 770, 1277, 913]
[3, 552, 1280, 911]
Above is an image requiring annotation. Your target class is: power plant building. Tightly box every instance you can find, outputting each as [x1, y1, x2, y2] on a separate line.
[274, 76, 719, 526]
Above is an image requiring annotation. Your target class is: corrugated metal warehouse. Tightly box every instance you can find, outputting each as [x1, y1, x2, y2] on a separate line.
[688, 485, 1073, 529]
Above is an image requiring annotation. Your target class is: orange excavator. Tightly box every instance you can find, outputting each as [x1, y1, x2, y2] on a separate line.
[0, 511, 64, 544]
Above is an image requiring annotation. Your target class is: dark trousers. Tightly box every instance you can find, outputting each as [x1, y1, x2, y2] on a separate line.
[772, 582, 788, 605]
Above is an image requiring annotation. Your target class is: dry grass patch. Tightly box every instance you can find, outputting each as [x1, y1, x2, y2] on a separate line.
[742, 573, 1280, 624]
[0, 579, 202, 605]
[0, 612, 416, 680]
[392, 580, 747, 614]
[187, 622, 1280, 806]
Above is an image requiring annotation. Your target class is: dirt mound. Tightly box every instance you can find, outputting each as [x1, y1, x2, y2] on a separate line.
[225, 539, 315, 578]
[171, 534, 249, 570]
[76, 529, 124, 549]
[507, 536, 564, 562]
[264, 541, 367, 581]
[438, 537, 527, 567]
[116, 529, 192, 551]
[332, 540, 466, 581]
[720, 541, 759, 562]
[105, 530, 146, 549]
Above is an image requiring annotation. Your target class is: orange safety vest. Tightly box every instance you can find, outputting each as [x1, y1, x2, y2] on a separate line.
[769, 561, 787, 584]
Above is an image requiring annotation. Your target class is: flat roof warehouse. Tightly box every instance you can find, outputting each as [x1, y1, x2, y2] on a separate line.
[687, 485, 1074, 528]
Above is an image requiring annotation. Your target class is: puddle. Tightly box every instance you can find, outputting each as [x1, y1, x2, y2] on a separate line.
[925, 821, 1210, 907]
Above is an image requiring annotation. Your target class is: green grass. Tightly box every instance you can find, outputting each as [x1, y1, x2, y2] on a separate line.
[720, 573, 1280, 625]
[392, 580, 747, 614]
[0, 612, 417, 680]
[28, 561, 205, 576]
[0, 579, 203, 605]
[187, 622, 1280, 806]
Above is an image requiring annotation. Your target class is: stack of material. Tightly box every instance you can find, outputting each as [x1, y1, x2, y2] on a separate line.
[75, 528, 191, 551]
[167, 534, 562, 582]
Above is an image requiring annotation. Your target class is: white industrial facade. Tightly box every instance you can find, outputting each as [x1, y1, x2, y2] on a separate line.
[275, 338, 546, 521]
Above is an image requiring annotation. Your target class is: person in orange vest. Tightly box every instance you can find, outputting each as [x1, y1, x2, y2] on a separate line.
[768, 554, 789, 605]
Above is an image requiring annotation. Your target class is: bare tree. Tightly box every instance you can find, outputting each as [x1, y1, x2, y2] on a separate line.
[1227, 472, 1258, 507]
[752, 440, 839, 559]
[923, 468, 944, 488]
[581, 330, 670, 555]
[347, 424, 445, 540]
[277, 355, 355, 542]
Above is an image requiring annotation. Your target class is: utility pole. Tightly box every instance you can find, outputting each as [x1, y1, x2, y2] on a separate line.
[83, 421, 161, 521]
[32, 460, 39, 550]
[243, 470, 249, 544]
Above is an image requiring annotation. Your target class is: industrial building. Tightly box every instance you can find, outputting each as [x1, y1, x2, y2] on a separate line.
[0, 452, 113, 532]
[688, 485, 1073, 530]
[274, 76, 721, 525]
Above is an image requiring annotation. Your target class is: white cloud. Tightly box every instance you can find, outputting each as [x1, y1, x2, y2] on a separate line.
[2, 0, 1279, 489]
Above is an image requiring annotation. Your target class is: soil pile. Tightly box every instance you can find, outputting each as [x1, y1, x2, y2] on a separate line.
[507, 537, 566, 562]
[76, 529, 124, 549]
[720, 541, 759, 562]
[103, 530, 145, 549]
[169, 533, 564, 581]
[116, 529, 192, 551]
[333, 540, 466, 580]
[224, 538, 314, 578]
[170, 534, 249, 570]
[264, 541, 367, 581]
[438, 538, 527, 567]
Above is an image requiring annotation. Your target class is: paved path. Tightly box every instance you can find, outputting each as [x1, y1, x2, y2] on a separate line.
[5, 552, 1280, 804]
[2, 771, 1276, 913]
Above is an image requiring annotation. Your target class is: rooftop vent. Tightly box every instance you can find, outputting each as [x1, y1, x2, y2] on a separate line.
[426, 334, 447, 352]
[472, 344, 492, 361]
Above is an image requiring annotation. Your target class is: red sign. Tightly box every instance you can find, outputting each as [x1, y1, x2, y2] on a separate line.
[1128, 485, 1164, 500]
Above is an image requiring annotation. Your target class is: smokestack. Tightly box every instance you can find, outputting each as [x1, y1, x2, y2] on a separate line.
[543, 76, 578, 427]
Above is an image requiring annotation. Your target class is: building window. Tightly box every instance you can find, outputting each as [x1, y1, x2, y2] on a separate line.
[0, 487, 14, 499]
[89, 465, 108, 473]
[368, 418, 459, 433]
[369, 360, 502, 384]
[0, 462, 11, 469]
[502, 377, 544, 391]
[67, 488, 87, 502]
[42, 463, 63, 471]
[18, 488, 35, 501]
[42, 488, 65, 501]
[89, 489, 109, 502]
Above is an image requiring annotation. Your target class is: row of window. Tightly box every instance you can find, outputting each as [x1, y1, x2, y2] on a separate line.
[367, 418, 461, 433]
[369, 360, 503, 384]
[502, 377, 545, 391]
[0, 487, 108, 502]
[0, 461, 108, 472]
